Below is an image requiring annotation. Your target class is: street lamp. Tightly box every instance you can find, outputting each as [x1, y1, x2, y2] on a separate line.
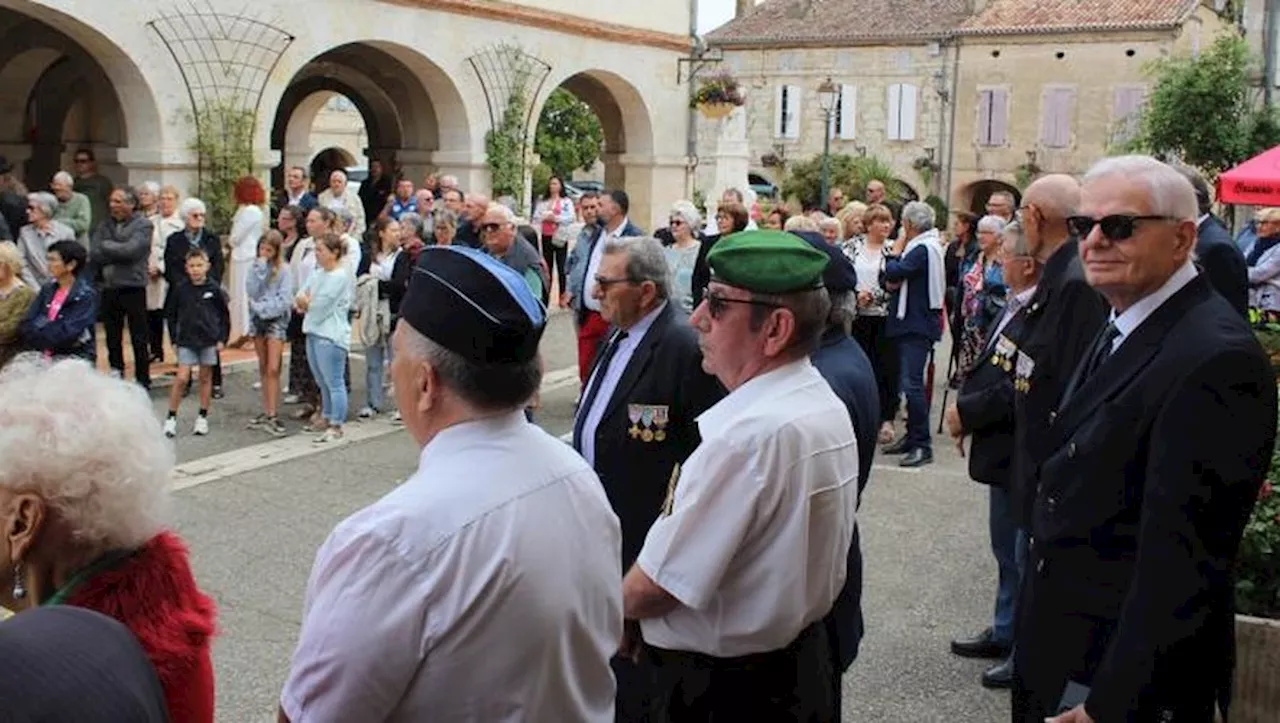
[817, 77, 839, 211]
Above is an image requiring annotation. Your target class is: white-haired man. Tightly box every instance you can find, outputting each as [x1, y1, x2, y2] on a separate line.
[986, 190, 1016, 223]
[51, 171, 92, 246]
[622, 230, 858, 720]
[316, 170, 365, 236]
[480, 202, 545, 300]
[1019, 156, 1277, 723]
[280, 246, 622, 722]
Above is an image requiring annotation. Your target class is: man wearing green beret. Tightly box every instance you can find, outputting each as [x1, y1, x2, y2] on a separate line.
[621, 230, 861, 721]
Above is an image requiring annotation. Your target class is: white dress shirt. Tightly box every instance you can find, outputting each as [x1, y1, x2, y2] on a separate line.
[1109, 261, 1198, 353]
[282, 412, 623, 723]
[636, 359, 859, 657]
[583, 218, 630, 312]
[986, 284, 1038, 350]
[576, 302, 666, 465]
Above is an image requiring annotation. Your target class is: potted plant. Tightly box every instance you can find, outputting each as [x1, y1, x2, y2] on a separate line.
[1232, 396, 1280, 722]
[691, 70, 745, 120]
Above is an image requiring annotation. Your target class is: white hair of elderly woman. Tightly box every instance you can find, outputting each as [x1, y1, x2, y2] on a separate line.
[1083, 155, 1198, 221]
[785, 215, 819, 232]
[669, 200, 702, 230]
[976, 215, 1008, 235]
[0, 357, 172, 550]
[901, 201, 937, 232]
[138, 181, 161, 197]
[818, 216, 842, 231]
[179, 197, 206, 223]
[52, 171, 74, 187]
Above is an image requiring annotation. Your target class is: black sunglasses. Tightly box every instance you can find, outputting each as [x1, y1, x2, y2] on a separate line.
[701, 287, 783, 319]
[479, 222, 502, 233]
[1066, 214, 1175, 242]
[594, 274, 635, 290]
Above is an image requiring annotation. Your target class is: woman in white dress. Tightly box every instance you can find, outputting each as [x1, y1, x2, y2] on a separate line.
[229, 176, 266, 346]
[147, 185, 183, 362]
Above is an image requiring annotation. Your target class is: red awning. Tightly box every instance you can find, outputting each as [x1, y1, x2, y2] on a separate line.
[1217, 145, 1280, 206]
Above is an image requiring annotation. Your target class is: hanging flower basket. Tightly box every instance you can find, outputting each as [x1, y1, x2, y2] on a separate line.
[691, 70, 745, 120]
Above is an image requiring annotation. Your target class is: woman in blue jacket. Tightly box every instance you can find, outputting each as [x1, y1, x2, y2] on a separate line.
[21, 240, 99, 362]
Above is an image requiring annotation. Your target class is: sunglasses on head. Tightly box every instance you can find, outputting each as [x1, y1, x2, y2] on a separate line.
[1066, 214, 1175, 242]
[701, 287, 783, 320]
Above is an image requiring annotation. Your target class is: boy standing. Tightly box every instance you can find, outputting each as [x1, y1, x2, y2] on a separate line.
[164, 248, 230, 437]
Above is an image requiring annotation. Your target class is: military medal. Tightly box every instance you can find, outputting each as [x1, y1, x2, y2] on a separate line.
[642, 429, 654, 442]
[654, 430, 666, 441]
[653, 406, 669, 442]
[1014, 351, 1035, 394]
[627, 404, 643, 439]
[640, 406, 655, 442]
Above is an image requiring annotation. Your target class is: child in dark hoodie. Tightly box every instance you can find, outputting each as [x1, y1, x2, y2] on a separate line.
[163, 248, 229, 438]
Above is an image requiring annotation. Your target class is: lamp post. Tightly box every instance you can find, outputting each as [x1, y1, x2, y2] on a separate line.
[817, 77, 839, 212]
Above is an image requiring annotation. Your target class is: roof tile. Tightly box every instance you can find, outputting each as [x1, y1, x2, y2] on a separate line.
[957, 0, 1197, 35]
[705, 0, 973, 46]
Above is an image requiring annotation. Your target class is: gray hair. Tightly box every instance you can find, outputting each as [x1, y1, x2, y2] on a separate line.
[989, 190, 1016, 207]
[439, 174, 459, 188]
[27, 191, 57, 218]
[52, 171, 74, 187]
[722, 187, 745, 203]
[398, 212, 424, 235]
[1001, 220, 1033, 256]
[784, 215, 819, 232]
[114, 185, 138, 209]
[976, 214, 1008, 235]
[432, 209, 458, 230]
[748, 287, 831, 358]
[0, 357, 172, 549]
[179, 197, 207, 223]
[827, 290, 857, 333]
[330, 169, 348, 183]
[818, 216, 842, 232]
[138, 181, 160, 197]
[484, 202, 515, 225]
[397, 324, 541, 413]
[901, 201, 936, 232]
[669, 200, 701, 229]
[603, 236, 671, 300]
[1082, 155, 1198, 222]
[1173, 165, 1213, 216]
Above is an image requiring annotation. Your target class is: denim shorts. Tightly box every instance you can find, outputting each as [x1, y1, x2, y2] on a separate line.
[251, 315, 289, 340]
[176, 346, 218, 367]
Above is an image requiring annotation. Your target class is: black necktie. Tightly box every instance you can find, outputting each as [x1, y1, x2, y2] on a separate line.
[1065, 322, 1120, 403]
[573, 330, 628, 451]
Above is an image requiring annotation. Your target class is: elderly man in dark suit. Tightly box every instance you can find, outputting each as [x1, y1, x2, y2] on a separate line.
[944, 220, 1042, 690]
[1176, 165, 1249, 317]
[1017, 155, 1277, 723]
[571, 234, 724, 722]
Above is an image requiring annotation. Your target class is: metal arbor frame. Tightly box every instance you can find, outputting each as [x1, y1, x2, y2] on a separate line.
[467, 42, 552, 203]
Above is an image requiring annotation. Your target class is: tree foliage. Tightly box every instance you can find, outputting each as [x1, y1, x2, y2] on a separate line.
[486, 86, 529, 201]
[780, 154, 907, 209]
[1126, 33, 1280, 177]
[534, 88, 604, 180]
[188, 99, 255, 233]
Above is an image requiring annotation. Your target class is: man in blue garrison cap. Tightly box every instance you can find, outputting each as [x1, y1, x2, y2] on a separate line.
[280, 246, 625, 722]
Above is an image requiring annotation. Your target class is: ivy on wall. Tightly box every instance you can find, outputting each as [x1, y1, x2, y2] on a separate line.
[188, 99, 255, 232]
[486, 85, 529, 201]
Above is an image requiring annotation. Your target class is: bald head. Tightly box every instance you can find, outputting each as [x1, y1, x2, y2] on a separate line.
[1023, 174, 1080, 221]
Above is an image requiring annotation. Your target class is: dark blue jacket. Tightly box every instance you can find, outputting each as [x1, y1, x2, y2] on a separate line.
[884, 244, 944, 341]
[1196, 215, 1248, 318]
[21, 276, 98, 361]
[811, 326, 880, 672]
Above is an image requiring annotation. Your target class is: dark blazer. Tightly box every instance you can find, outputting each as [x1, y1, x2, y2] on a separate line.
[884, 244, 945, 341]
[163, 228, 224, 320]
[20, 276, 98, 361]
[573, 302, 724, 569]
[1014, 274, 1276, 723]
[956, 305, 1028, 486]
[1009, 239, 1109, 527]
[575, 219, 646, 326]
[690, 233, 721, 309]
[1196, 215, 1249, 318]
[811, 327, 879, 672]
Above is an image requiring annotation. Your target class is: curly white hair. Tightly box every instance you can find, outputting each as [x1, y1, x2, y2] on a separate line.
[0, 356, 171, 549]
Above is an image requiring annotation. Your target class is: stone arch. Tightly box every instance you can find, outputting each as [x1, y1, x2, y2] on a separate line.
[0, 5, 163, 186]
[894, 179, 921, 204]
[311, 147, 358, 188]
[962, 179, 1021, 216]
[266, 39, 473, 191]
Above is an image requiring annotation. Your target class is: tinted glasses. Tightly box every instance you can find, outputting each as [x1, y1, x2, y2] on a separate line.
[1066, 214, 1175, 242]
[701, 287, 782, 320]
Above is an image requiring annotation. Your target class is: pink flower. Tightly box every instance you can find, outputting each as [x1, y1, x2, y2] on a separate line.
[1261, 481, 1274, 500]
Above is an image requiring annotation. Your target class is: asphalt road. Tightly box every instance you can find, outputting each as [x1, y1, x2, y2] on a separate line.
[155, 308, 1010, 722]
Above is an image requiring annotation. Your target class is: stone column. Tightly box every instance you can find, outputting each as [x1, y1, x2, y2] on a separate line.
[702, 106, 751, 234]
[610, 152, 690, 232]
[430, 150, 489, 196]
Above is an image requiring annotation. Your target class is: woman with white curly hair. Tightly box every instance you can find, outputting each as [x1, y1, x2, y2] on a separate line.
[664, 200, 702, 312]
[0, 358, 217, 722]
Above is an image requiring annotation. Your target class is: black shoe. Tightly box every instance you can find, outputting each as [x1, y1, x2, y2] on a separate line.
[981, 657, 1015, 689]
[900, 448, 933, 467]
[212, 386, 224, 400]
[950, 627, 1012, 659]
[882, 437, 912, 455]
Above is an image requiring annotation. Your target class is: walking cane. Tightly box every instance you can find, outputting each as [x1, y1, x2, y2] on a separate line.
[937, 344, 957, 434]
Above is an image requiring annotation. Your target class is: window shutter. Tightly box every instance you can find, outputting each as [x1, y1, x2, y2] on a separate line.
[887, 84, 902, 141]
[839, 84, 857, 139]
[1040, 89, 1056, 146]
[991, 89, 1009, 145]
[899, 83, 918, 141]
[774, 85, 786, 138]
[977, 90, 993, 145]
[1056, 88, 1075, 147]
[785, 84, 801, 139]
[1043, 88, 1074, 148]
[1113, 86, 1146, 141]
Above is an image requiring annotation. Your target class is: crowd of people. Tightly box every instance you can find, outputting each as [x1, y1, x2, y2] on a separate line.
[0, 152, 1277, 723]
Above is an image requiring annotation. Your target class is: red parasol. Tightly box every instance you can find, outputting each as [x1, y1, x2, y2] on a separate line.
[1217, 145, 1280, 206]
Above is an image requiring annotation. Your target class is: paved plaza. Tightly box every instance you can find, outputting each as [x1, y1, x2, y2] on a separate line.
[155, 310, 1010, 722]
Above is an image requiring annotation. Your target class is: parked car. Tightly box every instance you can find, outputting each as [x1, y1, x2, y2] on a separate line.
[749, 173, 778, 200]
[564, 180, 604, 200]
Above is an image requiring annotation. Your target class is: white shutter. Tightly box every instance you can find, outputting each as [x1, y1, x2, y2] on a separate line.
[774, 85, 786, 138]
[899, 83, 918, 141]
[839, 84, 857, 139]
[785, 84, 801, 139]
[887, 84, 903, 141]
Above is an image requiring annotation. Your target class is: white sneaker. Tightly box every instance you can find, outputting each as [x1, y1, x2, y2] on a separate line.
[163, 417, 177, 438]
[252, 381, 262, 390]
[314, 427, 344, 444]
[193, 416, 209, 436]
[283, 394, 301, 404]
[391, 410, 402, 425]
[357, 406, 377, 420]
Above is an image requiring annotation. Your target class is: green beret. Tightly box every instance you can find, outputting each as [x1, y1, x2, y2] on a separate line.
[706, 230, 830, 294]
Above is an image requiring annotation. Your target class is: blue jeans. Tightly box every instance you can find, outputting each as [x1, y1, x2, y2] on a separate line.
[990, 484, 1029, 644]
[307, 335, 349, 425]
[365, 341, 386, 412]
[897, 334, 933, 451]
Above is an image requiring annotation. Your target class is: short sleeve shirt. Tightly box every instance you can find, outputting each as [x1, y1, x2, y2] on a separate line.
[281, 412, 624, 722]
[637, 360, 860, 657]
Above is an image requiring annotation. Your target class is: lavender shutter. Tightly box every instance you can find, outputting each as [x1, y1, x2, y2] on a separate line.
[977, 90, 993, 145]
[1040, 89, 1056, 146]
[991, 89, 1008, 145]
[1053, 88, 1075, 148]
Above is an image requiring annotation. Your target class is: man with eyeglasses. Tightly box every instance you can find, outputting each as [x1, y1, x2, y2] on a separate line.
[71, 148, 114, 231]
[622, 230, 858, 721]
[571, 235, 723, 721]
[573, 190, 644, 383]
[1015, 155, 1276, 723]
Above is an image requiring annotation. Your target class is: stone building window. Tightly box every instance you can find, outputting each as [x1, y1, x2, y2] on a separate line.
[886, 83, 918, 141]
[829, 84, 858, 140]
[775, 84, 801, 139]
[977, 89, 1008, 147]
[1111, 86, 1147, 143]
[1040, 86, 1076, 148]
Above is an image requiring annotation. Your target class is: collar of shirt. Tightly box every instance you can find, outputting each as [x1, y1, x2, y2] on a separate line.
[418, 410, 529, 470]
[1011, 284, 1038, 307]
[1109, 260, 1198, 350]
[696, 358, 815, 437]
[1196, 213, 1210, 229]
[604, 218, 630, 239]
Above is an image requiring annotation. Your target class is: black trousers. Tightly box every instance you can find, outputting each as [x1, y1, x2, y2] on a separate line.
[851, 314, 898, 424]
[101, 287, 150, 387]
[147, 309, 165, 361]
[643, 622, 834, 722]
[542, 234, 566, 303]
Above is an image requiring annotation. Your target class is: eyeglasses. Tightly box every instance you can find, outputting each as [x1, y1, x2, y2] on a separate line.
[669, 219, 685, 227]
[1066, 214, 1176, 242]
[479, 222, 503, 233]
[594, 275, 635, 290]
[701, 287, 783, 319]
